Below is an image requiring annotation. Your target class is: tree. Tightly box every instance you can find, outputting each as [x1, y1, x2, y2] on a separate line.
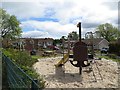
[0, 8, 22, 39]
[53, 39, 61, 46]
[95, 23, 120, 42]
[68, 31, 78, 40]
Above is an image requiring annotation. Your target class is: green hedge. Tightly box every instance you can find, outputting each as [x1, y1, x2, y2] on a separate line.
[109, 43, 120, 56]
[3, 48, 45, 88]
[3, 49, 37, 67]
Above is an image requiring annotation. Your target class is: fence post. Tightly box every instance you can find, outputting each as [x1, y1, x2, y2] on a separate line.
[31, 79, 38, 90]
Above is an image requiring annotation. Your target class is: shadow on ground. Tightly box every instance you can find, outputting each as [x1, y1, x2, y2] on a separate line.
[45, 72, 82, 84]
[45, 68, 99, 84]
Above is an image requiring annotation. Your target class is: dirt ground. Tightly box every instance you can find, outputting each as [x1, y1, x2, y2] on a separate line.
[33, 56, 119, 88]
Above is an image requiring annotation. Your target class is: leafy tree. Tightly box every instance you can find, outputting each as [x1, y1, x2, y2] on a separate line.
[68, 31, 78, 40]
[53, 39, 61, 46]
[95, 23, 120, 41]
[0, 8, 22, 39]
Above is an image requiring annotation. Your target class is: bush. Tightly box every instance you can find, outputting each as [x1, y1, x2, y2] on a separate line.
[3, 48, 45, 88]
[3, 48, 38, 67]
[109, 43, 120, 56]
[108, 54, 117, 59]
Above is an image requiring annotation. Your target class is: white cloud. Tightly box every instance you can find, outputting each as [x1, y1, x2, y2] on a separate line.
[2, 0, 120, 2]
[2, 0, 118, 23]
[21, 20, 79, 39]
[2, 0, 119, 38]
[2, 2, 47, 19]
[22, 30, 53, 38]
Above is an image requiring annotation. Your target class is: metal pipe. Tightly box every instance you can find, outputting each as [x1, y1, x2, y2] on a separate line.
[77, 22, 82, 75]
[77, 22, 81, 41]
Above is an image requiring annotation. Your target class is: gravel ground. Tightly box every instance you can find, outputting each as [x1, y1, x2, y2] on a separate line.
[33, 56, 119, 88]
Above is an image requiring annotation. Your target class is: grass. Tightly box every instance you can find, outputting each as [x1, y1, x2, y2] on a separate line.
[95, 50, 120, 62]
[31, 55, 43, 59]
[97, 54, 120, 63]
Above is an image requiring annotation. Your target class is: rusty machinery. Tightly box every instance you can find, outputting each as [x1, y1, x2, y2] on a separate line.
[70, 22, 90, 74]
[55, 22, 103, 81]
[55, 22, 91, 74]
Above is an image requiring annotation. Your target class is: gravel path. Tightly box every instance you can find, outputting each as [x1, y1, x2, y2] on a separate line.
[33, 57, 119, 88]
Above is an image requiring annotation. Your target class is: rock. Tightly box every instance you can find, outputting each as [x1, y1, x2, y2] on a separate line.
[74, 83, 79, 87]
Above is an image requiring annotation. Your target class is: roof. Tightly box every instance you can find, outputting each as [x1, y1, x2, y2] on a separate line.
[20, 38, 53, 41]
[82, 38, 107, 45]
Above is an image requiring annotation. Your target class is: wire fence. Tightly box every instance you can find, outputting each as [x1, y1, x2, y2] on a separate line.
[2, 53, 41, 89]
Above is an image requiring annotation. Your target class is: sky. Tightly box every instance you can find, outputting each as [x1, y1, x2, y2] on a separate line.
[1, 0, 119, 39]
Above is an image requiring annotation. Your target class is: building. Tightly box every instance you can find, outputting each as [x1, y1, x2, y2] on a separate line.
[82, 38, 109, 50]
[64, 38, 109, 50]
[11, 38, 53, 51]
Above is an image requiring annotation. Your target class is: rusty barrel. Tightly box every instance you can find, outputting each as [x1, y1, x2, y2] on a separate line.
[70, 41, 90, 67]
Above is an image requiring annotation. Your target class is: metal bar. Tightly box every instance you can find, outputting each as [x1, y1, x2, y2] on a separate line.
[5, 56, 27, 86]
[5, 55, 39, 87]
[31, 79, 38, 90]
[2, 53, 40, 89]
[7, 67, 19, 88]
[5, 57, 27, 88]
[77, 22, 81, 41]
[79, 66, 82, 75]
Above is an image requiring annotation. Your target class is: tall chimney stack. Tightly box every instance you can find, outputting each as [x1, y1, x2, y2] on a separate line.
[77, 22, 81, 41]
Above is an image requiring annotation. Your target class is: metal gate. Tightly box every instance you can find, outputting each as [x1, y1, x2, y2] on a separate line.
[2, 54, 41, 89]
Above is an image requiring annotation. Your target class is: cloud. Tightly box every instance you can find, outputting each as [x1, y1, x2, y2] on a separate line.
[22, 30, 52, 38]
[21, 20, 98, 38]
[21, 20, 79, 39]
[2, 0, 119, 38]
[2, 1, 118, 23]
[82, 22, 100, 28]
[2, 2, 47, 19]
[102, 2, 118, 10]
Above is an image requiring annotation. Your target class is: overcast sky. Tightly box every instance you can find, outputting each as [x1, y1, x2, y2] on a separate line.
[1, 0, 119, 39]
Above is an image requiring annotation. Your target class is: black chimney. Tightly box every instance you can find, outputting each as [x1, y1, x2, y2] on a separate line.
[77, 22, 81, 41]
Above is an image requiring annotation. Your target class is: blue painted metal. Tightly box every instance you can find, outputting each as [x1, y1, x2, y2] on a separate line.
[2, 54, 40, 89]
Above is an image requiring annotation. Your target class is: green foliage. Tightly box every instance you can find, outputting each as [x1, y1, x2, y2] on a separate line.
[68, 31, 79, 40]
[109, 43, 120, 56]
[53, 39, 61, 46]
[98, 54, 120, 62]
[96, 23, 120, 41]
[3, 48, 37, 70]
[0, 8, 22, 39]
[31, 55, 42, 59]
[108, 54, 117, 59]
[3, 49, 45, 88]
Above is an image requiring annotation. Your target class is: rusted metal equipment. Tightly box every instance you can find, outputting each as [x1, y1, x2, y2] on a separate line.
[55, 22, 103, 80]
[70, 22, 90, 74]
[70, 41, 90, 67]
